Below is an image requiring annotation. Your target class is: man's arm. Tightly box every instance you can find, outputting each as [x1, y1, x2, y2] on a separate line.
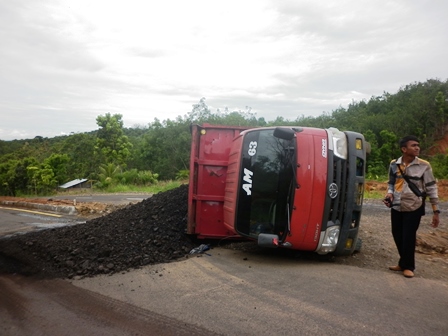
[424, 164, 440, 228]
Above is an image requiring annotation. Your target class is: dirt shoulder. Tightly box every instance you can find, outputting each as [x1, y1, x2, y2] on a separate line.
[334, 199, 448, 281]
[0, 195, 125, 218]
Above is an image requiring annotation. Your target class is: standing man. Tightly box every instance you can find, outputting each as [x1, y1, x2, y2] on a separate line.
[383, 135, 440, 278]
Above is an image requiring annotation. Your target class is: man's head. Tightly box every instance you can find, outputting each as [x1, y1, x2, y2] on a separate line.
[399, 135, 420, 157]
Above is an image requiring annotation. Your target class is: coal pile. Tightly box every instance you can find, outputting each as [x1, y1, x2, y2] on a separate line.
[0, 184, 196, 279]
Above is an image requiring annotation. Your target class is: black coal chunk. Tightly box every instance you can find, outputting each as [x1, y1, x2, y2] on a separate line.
[0, 184, 195, 279]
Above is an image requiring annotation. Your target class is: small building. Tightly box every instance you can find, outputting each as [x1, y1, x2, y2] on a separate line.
[59, 178, 92, 190]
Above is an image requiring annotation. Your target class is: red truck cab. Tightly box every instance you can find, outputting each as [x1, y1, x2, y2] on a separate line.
[188, 124, 367, 256]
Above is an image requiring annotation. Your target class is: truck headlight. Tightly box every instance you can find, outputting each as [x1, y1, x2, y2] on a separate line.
[318, 225, 340, 254]
[327, 128, 347, 159]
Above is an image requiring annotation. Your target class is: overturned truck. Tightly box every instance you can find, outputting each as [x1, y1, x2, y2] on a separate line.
[187, 124, 368, 256]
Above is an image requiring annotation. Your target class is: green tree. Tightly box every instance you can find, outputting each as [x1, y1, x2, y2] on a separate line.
[26, 162, 58, 195]
[434, 91, 448, 138]
[95, 113, 133, 167]
[378, 130, 399, 169]
[188, 97, 212, 122]
[43, 154, 70, 185]
[363, 130, 384, 178]
[0, 157, 40, 196]
[1, 79, 448, 191]
[140, 118, 191, 180]
[0, 160, 20, 196]
[61, 133, 98, 180]
[96, 163, 122, 188]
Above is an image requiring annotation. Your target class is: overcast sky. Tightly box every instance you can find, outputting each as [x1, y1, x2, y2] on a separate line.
[1, 0, 447, 140]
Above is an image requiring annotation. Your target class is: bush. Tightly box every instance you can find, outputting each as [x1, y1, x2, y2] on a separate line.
[116, 169, 158, 186]
[175, 170, 189, 180]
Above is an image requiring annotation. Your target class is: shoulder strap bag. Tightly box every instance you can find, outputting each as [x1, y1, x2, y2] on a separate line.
[396, 163, 426, 198]
[397, 163, 426, 215]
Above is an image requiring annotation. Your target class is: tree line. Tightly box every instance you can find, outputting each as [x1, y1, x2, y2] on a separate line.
[1, 79, 447, 196]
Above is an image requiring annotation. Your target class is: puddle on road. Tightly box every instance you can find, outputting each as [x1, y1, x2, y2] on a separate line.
[1, 213, 87, 239]
[29, 221, 86, 229]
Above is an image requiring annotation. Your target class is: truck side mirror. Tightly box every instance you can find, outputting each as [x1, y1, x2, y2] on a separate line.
[273, 127, 295, 140]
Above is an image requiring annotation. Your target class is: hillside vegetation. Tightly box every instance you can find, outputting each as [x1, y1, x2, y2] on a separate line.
[1, 79, 448, 196]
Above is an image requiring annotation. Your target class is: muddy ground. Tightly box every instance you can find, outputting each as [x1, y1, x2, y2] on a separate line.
[0, 183, 447, 281]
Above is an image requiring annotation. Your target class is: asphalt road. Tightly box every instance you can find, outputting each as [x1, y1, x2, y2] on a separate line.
[0, 206, 82, 238]
[1, 198, 448, 335]
[0, 194, 152, 238]
[74, 246, 448, 335]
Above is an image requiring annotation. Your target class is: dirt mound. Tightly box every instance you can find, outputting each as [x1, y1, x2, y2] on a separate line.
[417, 230, 448, 254]
[0, 185, 196, 279]
[429, 132, 448, 155]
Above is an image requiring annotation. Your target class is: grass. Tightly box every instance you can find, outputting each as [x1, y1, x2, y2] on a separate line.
[102, 180, 187, 194]
[363, 189, 386, 200]
[363, 179, 388, 200]
[42, 179, 189, 197]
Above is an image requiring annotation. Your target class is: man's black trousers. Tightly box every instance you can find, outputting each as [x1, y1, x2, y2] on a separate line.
[391, 208, 422, 271]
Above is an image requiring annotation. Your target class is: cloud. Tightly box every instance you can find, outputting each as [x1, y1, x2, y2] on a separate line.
[1, 0, 448, 140]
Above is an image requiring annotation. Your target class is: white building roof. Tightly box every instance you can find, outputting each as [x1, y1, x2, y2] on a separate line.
[59, 178, 88, 189]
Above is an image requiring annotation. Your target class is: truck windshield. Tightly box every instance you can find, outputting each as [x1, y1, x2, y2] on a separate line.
[236, 129, 296, 239]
